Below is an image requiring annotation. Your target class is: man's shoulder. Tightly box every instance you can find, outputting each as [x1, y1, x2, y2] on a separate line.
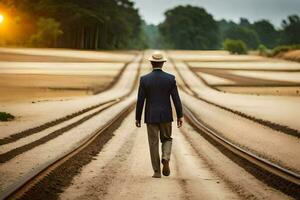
[162, 71, 175, 79]
[140, 73, 151, 80]
[140, 70, 175, 81]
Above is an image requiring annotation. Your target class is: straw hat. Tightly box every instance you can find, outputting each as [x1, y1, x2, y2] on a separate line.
[148, 51, 167, 62]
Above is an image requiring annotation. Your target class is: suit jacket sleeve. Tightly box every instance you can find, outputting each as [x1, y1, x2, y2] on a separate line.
[135, 78, 146, 121]
[171, 77, 183, 119]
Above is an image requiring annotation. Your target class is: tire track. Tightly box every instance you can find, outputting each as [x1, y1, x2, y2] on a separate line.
[0, 61, 132, 146]
[0, 53, 143, 163]
[169, 56, 300, 138]
[15, 108, 135, 200]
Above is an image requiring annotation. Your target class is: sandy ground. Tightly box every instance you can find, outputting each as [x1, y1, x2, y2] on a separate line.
[0, 54, 142, 139]
[0, 74, 114, 102]
[280, 50, 300, 62]
[194, 70, 300, 86]
[217, 86, 300, 96]
[0, 50, 153, 197]
[0, 49, 295, 199]
[0, 87, 89, 103]
[59, 112, 289, 200]
[168, 50, 267, 62]
[165, 60, 300, 174]
[0, 48, 132, 103]
[197, 72, 236, 85]
[168, 52, 300, 131]
[229, 71, 300, 83]
[195, 70, 300, 96]
[0, 48, 136, 62]
[187, 61, 300, 70]
[0, 62, 124, 75]
[180, 90, 300, 173]
[0, 95, 135, 195]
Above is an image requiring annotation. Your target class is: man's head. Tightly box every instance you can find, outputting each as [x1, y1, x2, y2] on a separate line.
[149, 51, 167, 68]
[151, 61, 164, 68]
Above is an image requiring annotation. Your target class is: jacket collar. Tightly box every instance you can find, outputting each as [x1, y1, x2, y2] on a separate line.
[152, 67, 162, 71]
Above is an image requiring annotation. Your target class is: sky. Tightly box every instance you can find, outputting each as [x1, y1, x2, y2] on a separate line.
[133, 0, 300, 27]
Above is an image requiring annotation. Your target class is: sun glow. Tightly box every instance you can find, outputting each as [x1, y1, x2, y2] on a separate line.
[0, 14, 4, 24]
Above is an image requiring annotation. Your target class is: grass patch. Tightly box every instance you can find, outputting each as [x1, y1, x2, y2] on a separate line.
[0, 112, 15, 121]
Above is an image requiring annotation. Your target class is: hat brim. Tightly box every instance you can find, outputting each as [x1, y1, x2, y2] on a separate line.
[148, 58, 167, 62]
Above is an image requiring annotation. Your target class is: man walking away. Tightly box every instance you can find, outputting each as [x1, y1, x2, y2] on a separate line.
[135, 51, 183, 178]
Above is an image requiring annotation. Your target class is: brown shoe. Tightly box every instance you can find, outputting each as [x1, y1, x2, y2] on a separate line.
[162, 159, 170, 176]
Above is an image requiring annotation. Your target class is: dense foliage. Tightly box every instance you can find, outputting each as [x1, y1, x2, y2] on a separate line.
[224, 26, 259, 49]
[143, 23, 163, 49]
[252, 20, 279, 48]
[218, 17, 300, 51]
[159, 5, 299, 51]
[223, 39, 247, 54]
[159, 5, 219, 49]
[0, 0, 146, 49]
[281, 15, 300, 45]
[0, 2, 299, 50]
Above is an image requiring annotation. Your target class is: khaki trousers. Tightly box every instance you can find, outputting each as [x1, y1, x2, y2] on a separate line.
[146, 122, 172, 173]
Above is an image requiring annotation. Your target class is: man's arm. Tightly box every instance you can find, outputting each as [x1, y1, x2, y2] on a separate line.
[171, 77, 183, 127]
[135, 78, 145, 127]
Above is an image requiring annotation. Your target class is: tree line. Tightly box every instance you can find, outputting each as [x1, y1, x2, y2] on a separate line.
[0, 2, 299, 51]
[156, 5, 300, 51]
[0, 0, 147, 49]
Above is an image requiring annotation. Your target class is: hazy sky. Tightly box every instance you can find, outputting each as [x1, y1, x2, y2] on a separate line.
[133, 0, 300, 27]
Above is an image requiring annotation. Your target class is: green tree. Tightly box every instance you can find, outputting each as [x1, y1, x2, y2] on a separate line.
[239, 18, 251, 27]
[252, 20, 279, 48]
[224, 26, 259, 49]
[281, 15, 300, 45]
[1, 0, 146, 49]
[143, 23, 162, 49]
[159, 5, 219, 49]
[223, 39, 248, 54]
[29, 17, 63, 47]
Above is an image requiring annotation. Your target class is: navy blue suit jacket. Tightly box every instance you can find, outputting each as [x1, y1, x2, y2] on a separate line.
[135, 69, 183, 123]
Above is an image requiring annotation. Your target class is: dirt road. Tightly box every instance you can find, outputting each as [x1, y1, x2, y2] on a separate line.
[1, 49, 297, 199]
[59, 112, 289, 200]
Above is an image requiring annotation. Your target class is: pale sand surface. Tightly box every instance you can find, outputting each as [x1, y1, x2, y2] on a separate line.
[0, 95, 135, 195]
[0, 74, 113, 89]
[181, 90, 300, 173]
[168, 53, 300, 131]
[59, 112, 288, 200]
[281, 50, 300, 62]
[195, 70, 300, 96]
[59, 112, 240, 200]
[0, 52, 151, 159]
[217, 86, 300, 96]
[0, 87, 90, 103]
[197, 72, 236, 85]
[0, 101, 115, 154]
[166, 59, 300, 174]
[0, 74, 114, 102]
[0, 54, 142, 139]
[230, 71, 300, 83]
[0, 50, 128, 102]
[0, 51, 153, 196]
[169, 50, 267, 62]
[0, 48, 136, 62]
[0, 62, 124, 75]
[188, 61, 300, 70]
[180, 123, 291, 199]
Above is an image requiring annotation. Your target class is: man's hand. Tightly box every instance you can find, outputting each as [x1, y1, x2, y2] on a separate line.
[177, 117, 183, 128]
[135, 120, 141, 128]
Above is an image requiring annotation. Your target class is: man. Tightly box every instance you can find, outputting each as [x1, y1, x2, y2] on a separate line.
[135, 51, 183, 178]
